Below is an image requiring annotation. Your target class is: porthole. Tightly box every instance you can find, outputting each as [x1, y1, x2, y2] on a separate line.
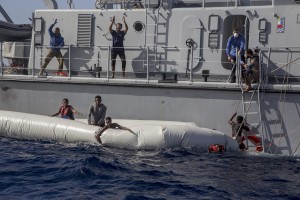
[133, 21, 145, 33]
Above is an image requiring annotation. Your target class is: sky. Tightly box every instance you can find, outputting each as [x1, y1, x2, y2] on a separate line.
[0, 0, 95, 24]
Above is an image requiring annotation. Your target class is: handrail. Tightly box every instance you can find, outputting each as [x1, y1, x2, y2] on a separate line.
[0, 42, 3, 77]
[2, 43, 300, 85]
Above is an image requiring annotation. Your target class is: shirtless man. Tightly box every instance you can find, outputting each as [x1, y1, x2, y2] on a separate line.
[95, 116, 135, 144]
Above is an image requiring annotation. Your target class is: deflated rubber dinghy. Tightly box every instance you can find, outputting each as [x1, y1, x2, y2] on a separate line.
[0, 110, 239, 151]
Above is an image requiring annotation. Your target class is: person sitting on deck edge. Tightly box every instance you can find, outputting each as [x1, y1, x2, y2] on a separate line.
[95, 117, 135, 144]
[241, 48, 260, 92]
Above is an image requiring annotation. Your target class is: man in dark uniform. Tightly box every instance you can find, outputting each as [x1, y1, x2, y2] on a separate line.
[109, 16, 128, 78]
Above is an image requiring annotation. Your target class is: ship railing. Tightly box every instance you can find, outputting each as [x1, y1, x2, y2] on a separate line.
[94, 0, 273, 10]
[0, 42, 31, 77]
[259, 47, 300, 85]
[2, 42, 300, 86]
[173, 0, 273, 8]
[30, 44, 253, 84]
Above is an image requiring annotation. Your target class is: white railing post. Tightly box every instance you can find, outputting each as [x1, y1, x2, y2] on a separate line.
[32, 46, 35, 77]
[107, 46, 110, 80]
[147, 46, 149, 81]
[190, 46, 194, 82]
[266, 47, 271, 85]
[0, 42, 3, 77]
[236, 48, 240, 85]
[68, 45, 71, 79]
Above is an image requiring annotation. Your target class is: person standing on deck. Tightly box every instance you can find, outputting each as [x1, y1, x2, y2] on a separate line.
[109, 16, 128, 78]
[88, 95, 107, 127]
[39, 19, 64, 76]
[226, 28, 246, 83]
[51, 98, 81, 120]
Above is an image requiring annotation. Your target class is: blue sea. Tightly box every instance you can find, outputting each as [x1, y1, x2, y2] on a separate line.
[1, 137, 300, 200]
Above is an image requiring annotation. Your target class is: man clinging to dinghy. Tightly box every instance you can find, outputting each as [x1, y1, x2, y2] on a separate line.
[95, 117, 136, 144]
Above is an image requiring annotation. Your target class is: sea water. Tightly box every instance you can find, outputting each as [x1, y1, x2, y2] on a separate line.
[0, 137, 299, 200]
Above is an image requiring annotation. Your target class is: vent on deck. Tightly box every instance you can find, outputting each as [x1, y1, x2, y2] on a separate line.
[77, 14, 93, 46]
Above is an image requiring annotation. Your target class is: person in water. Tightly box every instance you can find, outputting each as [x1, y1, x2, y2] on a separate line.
[51, 98, 81, 120]
[109, 16, 128, 78]
[88, 95, 107, 127]
[228, 112, 250, 150]
[39, 19, 65, 76]
[208, 144, 225, 153]
[95, 116, 135, 144]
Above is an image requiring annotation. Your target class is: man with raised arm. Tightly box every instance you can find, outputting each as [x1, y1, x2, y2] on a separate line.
[39, 19, 65, 76]
[109, 16, 128, 78]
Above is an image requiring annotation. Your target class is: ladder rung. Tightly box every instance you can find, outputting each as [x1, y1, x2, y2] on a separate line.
[244, 101, 257, 104]
[247, 112, 259, 115]
[147, 24, 157, 26]
[250, 123, 260, 126]
[146, 34, 157, 36]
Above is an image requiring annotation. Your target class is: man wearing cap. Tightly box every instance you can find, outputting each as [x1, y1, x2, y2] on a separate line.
[39, 19, 65, 76]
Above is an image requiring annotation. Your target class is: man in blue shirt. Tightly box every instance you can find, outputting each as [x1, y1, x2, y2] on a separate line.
[226, 28, 245, 83]
[109, 16, 128, 78]
[39, 19, 64, 76]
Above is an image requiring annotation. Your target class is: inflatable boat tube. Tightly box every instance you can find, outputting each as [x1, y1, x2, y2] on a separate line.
[0, 110, 239, 151]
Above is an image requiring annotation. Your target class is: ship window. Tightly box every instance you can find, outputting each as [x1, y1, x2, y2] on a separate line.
[34, 18, 43, 32]
[133, 21, 145, 32]
[259, 18, 267, 31]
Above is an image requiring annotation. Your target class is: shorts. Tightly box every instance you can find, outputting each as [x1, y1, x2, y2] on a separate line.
[111, 51, 126, 61]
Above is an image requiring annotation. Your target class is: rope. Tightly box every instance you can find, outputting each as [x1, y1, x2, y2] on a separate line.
[235, 95, 243, 113]
[266, 56, 300, 75]
[292, 141, 300, 156]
